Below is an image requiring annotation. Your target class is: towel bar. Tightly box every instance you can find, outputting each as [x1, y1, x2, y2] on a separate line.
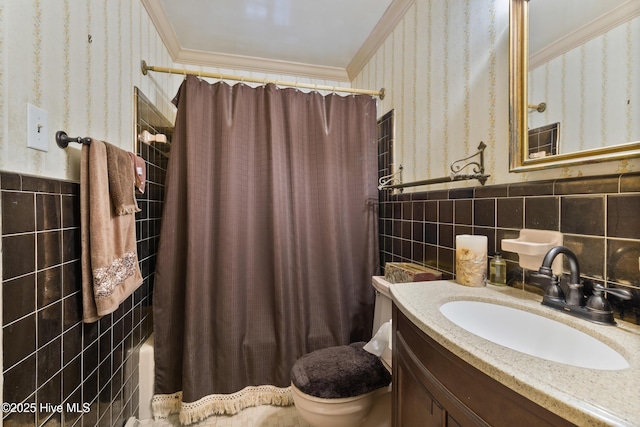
[379, 142, 490, 190]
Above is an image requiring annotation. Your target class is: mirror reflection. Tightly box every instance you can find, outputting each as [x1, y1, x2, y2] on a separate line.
[510, 0, 640, 171]
[528, 0, 640, 158]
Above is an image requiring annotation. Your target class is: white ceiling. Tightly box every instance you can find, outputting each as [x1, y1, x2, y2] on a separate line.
[143, 0, 414, 81]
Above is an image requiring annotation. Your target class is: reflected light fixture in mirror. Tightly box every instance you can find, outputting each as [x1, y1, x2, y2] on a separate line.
[509, 0, 640, 172]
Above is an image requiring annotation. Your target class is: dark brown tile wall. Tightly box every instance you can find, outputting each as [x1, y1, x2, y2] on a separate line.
[378, 174, 640, 325]
[2, 90, 171, 427]
[2, 172, 145, 427]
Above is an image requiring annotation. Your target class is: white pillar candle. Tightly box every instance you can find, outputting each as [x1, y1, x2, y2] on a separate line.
[455, 235, 488, 287]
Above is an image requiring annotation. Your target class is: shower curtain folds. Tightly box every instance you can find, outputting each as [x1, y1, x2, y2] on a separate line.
[152, 75, 379, 424]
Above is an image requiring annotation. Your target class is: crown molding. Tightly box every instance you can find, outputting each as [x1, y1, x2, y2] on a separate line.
[141, 0, 182, 60]
[174, 49, 350, 82]
[347, 0, 415, 80]
[143, 0, 410, 83]
[529, 0, 640, 70]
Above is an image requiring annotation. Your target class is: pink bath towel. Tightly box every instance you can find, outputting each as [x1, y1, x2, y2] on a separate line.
[128, 152, 147, 194]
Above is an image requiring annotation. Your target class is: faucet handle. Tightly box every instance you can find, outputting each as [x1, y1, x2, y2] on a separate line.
[586, 284, 632, 312]
[592, 284, 632, 300]
[543, 274, 564, 302]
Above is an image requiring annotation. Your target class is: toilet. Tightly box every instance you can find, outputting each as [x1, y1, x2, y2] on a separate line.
[291, 276, 393, 427]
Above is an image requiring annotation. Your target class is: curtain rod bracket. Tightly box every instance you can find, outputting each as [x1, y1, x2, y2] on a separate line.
[528, 102, 546, 113]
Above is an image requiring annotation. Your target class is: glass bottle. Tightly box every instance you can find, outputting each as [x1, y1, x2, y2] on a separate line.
[489, 252, 507, 286]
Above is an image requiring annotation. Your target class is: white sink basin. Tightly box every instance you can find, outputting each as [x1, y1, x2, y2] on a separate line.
[440, 301, 629, 370]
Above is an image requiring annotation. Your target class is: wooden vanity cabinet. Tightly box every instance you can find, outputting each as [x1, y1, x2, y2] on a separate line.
[392, 305, 575, 427]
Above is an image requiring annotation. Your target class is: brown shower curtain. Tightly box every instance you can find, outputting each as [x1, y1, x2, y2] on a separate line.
[152, 75, 379, 424]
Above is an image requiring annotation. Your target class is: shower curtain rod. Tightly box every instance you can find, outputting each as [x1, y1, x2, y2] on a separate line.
[141, 61, 386, 99]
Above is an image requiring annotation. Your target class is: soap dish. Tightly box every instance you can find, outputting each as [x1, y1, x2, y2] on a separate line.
[501, 229, 563, 273]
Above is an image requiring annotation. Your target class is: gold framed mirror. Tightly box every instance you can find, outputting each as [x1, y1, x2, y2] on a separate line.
[509, 0, 640, 172]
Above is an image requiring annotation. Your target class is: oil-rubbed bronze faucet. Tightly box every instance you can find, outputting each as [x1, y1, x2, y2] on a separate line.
[530, 246, 632, 325]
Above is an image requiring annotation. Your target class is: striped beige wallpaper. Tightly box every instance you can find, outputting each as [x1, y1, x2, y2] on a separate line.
[0, 4, 4, 163]
[354, 0, 640, 187]
[1, 0, 177, 180]
[354, 0, 510, 188]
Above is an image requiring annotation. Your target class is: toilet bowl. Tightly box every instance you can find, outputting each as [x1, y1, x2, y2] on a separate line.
[291, 383, 390, 427]
[291, 276, 393, 427]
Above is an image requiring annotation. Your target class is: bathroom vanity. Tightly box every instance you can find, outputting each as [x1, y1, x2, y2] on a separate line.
[390, 280, 640, 427]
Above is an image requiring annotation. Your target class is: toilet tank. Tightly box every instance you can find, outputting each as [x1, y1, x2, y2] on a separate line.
[372, 276, 393, 334]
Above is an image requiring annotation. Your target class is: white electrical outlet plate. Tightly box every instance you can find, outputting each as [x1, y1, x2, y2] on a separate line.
[27, 103, 48, 152]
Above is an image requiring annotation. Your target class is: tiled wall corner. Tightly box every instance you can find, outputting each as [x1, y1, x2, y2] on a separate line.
[1, 118, 167, 426]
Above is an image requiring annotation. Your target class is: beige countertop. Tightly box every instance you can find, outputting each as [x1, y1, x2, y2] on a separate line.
[387, 278, 640, 427]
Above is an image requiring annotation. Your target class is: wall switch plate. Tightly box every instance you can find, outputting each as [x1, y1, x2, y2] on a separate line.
[27, 103, 48, 152]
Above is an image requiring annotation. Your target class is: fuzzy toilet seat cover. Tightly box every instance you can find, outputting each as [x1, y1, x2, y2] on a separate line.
[290, 342, 392, 399]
